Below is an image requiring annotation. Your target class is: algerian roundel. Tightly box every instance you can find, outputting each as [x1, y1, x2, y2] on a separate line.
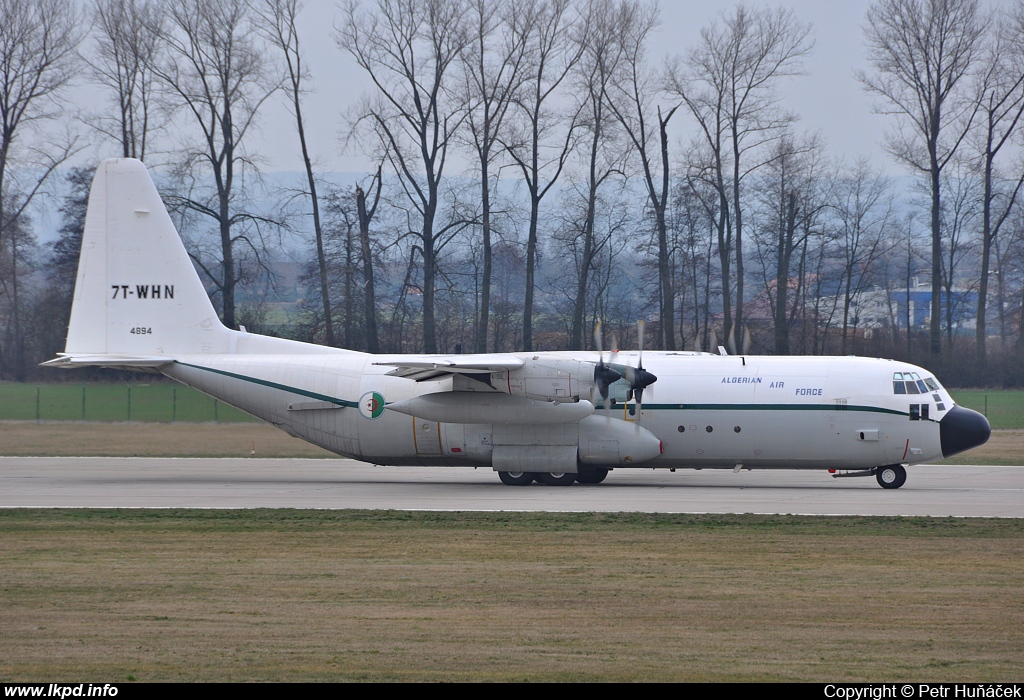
[358, 391, 385, 419]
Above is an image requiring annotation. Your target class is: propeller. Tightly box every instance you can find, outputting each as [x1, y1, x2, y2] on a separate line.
[593, 321, 621, 413]
[624, 320, 657, 421]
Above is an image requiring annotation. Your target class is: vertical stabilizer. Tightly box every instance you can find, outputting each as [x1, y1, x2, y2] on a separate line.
[63, 158, 230, 357]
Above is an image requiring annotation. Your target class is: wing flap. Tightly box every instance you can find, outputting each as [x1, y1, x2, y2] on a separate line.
[374, 354, 525, 382]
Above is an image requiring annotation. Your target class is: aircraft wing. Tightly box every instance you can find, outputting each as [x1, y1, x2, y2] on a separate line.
[373, 354, 525, 382]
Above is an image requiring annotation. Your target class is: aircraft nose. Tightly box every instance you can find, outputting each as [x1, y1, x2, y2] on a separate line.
[940, 405, 991, 458]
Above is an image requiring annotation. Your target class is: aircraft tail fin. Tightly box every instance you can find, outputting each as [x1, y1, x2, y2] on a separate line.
[57, 158, 231, 360]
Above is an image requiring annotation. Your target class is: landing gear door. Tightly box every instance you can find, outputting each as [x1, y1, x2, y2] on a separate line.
[412, 417, 443, 455]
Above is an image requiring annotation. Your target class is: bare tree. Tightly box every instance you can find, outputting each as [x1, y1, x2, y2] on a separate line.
[566, 0, 631, 351]
[460, 0, 530, 352]
[830, 159, 896, 355]
[502, 0, 581, 352]
[0, 0, 83, 379]
[89, 0, 165, 160]
[255, 0, 339, 345]
[861, 0, 985, 357]
[356, 168, 382, 353]
[672, 181, 719, 352]
[154, 0, 281, 329]
[668, 6, 811, 352]
[937, 158, 980, 351]
[971, 4, 1024, 369]
[604, 0, 677, 349]
[750, 133, 829, 355]
[338, 0, 470, 353]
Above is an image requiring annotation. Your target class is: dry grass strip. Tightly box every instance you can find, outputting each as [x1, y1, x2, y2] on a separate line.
[0, 422, 333, 458]
[0, 422, 1020, 464]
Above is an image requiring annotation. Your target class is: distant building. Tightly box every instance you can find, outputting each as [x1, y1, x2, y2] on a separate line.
[821, 278, 977, 333]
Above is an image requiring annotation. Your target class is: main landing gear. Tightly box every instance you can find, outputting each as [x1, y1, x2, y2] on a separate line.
[875, 464, 907, 489]
[497, 467, 610, 486]
[497, 471, 536, 486]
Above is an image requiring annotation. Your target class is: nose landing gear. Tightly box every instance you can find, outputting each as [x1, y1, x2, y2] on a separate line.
[875, 464, 907, 489]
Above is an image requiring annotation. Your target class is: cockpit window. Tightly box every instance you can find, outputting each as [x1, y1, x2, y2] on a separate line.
[894, 372, 943, 395]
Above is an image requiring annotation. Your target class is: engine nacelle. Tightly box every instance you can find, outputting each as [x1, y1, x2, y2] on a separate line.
[578, 417, 663, 465]
[493, 358, 596, 403]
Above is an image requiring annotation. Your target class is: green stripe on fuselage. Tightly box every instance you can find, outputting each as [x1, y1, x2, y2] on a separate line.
[174, 363, 907, 418]
[598, 403, 906, 416]
[176, 362, 359, 408]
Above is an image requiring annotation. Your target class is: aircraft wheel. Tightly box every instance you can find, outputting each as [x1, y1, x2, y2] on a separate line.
[575, 467, 609, 484]
[875, 464, 907, 489]
[498, 471, 536, 486]
[537, 472, 577, 486]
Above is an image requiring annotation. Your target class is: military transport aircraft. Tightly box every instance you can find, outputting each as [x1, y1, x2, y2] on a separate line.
[44, 159, 991, 488]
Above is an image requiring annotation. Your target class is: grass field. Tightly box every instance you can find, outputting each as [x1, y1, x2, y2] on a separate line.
[1, 509, 1021, 682]
[948, 390, 1024, 430]
[0, 383, 254, 422]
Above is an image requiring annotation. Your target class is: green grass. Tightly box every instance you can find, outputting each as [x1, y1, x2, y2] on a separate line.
[0, 382, 255, 422]
[949, 390, 1024, 430]
[1, 510, 1022, 682]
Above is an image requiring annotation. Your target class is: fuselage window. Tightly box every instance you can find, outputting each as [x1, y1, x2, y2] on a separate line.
[910, 404, 920, 421]
[893, 372, 906, 394]
[921, 404, 930, 420]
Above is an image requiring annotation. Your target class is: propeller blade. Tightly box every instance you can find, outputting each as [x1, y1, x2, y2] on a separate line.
[637, 319, 646, 369]
[594, 364, 622, 399]
[626, 319, 656, 423]
[592, 320, 621, 403]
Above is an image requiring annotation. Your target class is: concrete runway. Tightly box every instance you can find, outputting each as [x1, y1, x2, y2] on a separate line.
[1, 456, 1022, 516]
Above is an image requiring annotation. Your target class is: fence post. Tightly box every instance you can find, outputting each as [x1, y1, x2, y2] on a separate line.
[172, 386, 177, 422]
[214, 399, 219, 422]
[82, 385, 86, 420]
[127, 384, 132, 422]
[36, 386, 40, 422]
[984, 392, 988, 418]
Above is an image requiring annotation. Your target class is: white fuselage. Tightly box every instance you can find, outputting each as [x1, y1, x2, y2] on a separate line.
[162, 349, 948, 472]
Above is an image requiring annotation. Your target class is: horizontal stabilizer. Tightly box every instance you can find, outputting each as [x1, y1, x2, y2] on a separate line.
[41, 355, 173, 369]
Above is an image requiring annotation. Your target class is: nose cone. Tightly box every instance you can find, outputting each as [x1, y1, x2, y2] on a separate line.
[940, 405, 991, 458]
